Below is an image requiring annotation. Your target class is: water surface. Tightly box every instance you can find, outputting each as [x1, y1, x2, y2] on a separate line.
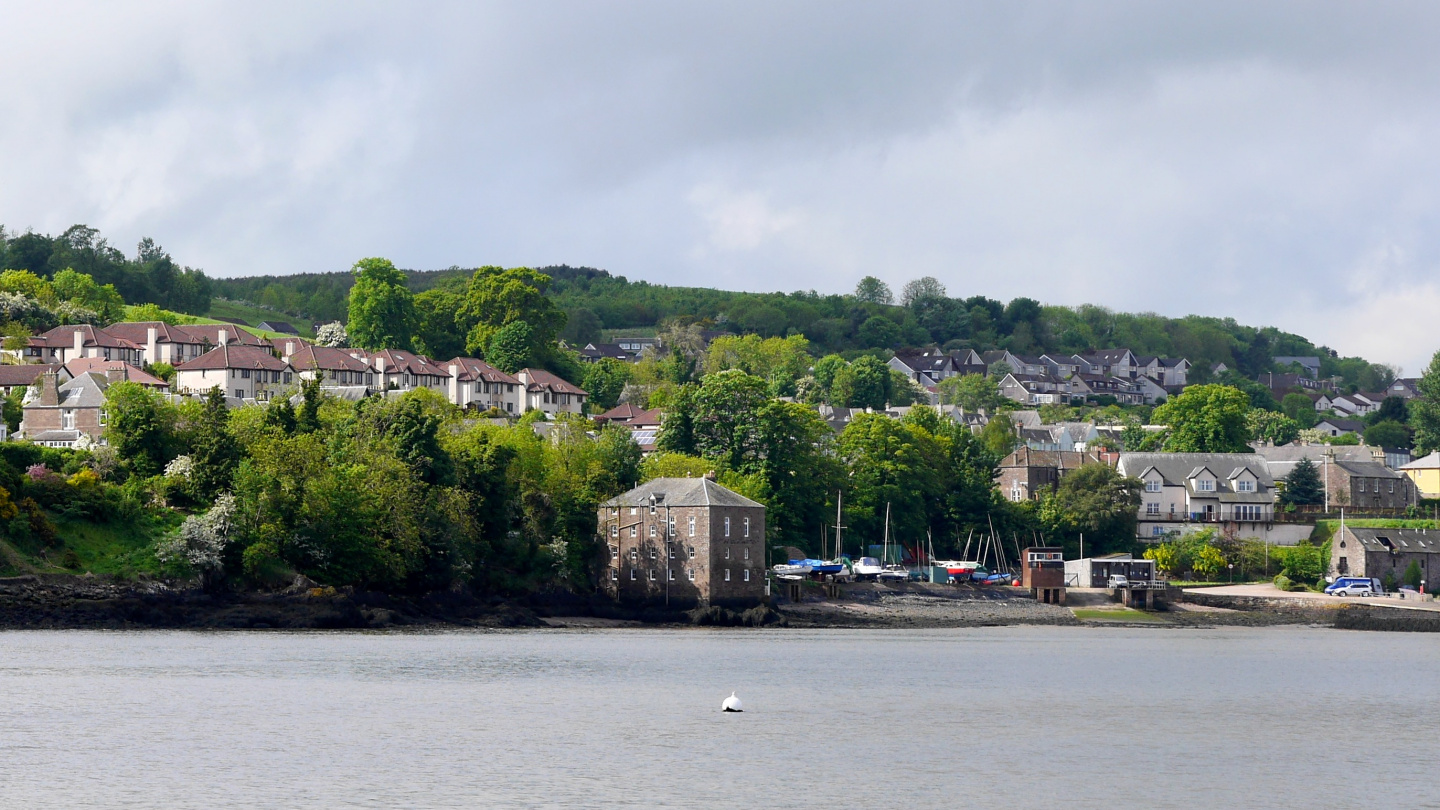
[0, 627, 1433, 809]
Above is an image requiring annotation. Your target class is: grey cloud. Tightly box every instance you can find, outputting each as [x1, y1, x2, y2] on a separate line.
[2, 2, 1440, 370]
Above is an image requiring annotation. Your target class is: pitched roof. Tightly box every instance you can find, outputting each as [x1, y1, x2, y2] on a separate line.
[601, 477, 764, 508]
[581, 343, 631, 360]
[595, 403, 662, 425]
[39, 324, 139, 350]
[1333, 460, 1405, 480]
[1342, 526, 1440, 553]
[443, 357, 519, 385]
[174, 324, 268, 347]
[257, 321, 299, 334]
[366, 349, 451, 377]
[1315, 418, 1365, 432]
[1400, 451, 1440, 470]
[1118, 452, 1274, 489]
[47, 372, 111, 409]
[519, 368, 587, 396]
[0, 364, 63, 387]
[176, 344, 289, 372]
[891, 352, 957, 373]
[64, 358, 167, 387]
[286, 344, 370, 373]
[103, 321, 205, 346]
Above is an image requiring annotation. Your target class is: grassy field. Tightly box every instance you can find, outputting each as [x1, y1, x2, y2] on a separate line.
[1072, 607, 1167, 622]
[0, 512, 183, 578]
[204, 298, 316, 338]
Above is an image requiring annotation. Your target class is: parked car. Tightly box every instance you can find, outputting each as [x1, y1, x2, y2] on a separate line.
[1324, 577, 1382, 597]
[1107, 575, 1129, 588]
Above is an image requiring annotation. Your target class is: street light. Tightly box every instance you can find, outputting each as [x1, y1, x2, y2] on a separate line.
[1228, 563, 1234, 583]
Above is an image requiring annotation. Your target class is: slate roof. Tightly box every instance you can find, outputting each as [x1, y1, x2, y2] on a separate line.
[1316, 418, 1365, 433]
[601, 477, 764, 508]
[64, 358, 167, 387]
[258, 321, 299, 334]
[31, 372, 112, 409]
[176, 344, 289, 372]
[891, 352, 957, 373]
[1400, 451, 1440, 470]
[1343, 527, 1440, 553]
[1333, 460, 1406, 480]
[581, 343, 631, 361]
[1119, 452, 1275, 490]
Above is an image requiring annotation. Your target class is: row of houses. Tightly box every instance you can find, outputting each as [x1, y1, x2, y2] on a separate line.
[8, 322, 590, 447]
[888, 347, 1191, 407]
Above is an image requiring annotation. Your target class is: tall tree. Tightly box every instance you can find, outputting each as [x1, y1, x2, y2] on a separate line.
[1153, 384, 1252, 453]
[104, 381, 175, 477]
[691, 370, 768, 471]
[1411, 351, 1440, 455]
[459, 266, 566, 361]
[1280, 457, 1324, 506]
[346, 257, 418, 351]
[187, 387, 241, 501]
[900, 276, 946, 307]
[853, 276, 894, 305]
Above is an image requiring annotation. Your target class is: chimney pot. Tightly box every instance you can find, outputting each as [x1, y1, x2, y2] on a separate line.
[218, 329, 229, 346]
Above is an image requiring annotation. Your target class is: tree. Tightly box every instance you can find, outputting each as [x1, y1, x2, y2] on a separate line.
[655, 384, 697, 455]
[831, 355, 892, 409]
[346, 257, 417, 351]
[560, 307, 603, 346]
[1152, 384, 1252, 453]
[1280, 392, 1318, 428]
[484, 321, 534, 373]
[1364, 420, 1412, 450]
[900, 276, 946, 307]
[1280, 456, 1324, 506]
[580, 358, 630, 411]
[459, 266, 566, 362]
[1401, 352, 1440, 452]
[1368, 395, 1409, 426]
[857, 316, 901, 349]
[1404, 560, 1423, 590]
[1044, 463, 1143, 554]
[853, 276, 894, 305]
[187, 386, 241, 502]
[692, 370, 768, 470]
[412, 283, 467, 360]
[314, 322, 349, 348]
[938, 373, 1003, 412]
[1246, 408, 1299, 446]
[978, 415, 1018, 457]
[104, 381, 175, 477]
[1193, 544, 1227, 580]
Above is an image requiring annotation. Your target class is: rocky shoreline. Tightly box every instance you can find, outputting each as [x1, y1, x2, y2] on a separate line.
[0, 574, 1431, 632]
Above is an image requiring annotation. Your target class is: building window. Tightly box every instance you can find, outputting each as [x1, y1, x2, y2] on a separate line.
[1196, 479, 1214, 492]
[1146, 502, 1160, 516]
[668, 569, 674, 581]
[688, 546, 695, 560]
[688, 516, 696, 536]
[609, 545, 618, 559]
[649, 524, 656, 539]
[1145, 480, 1161, 493]
[1358, 480, 1366, 493]
[1236, 479, 1254, 493]
[687, 569, 695, 582]
[630, 526, 637, 539]
[724, 548, 730, 560]
[649, 569, 656, 581]
[630, 568, 636, 581]
[1234, 505, 1262, 521]
[630, 507, 636, 516]
[744, 569, 750, 582]
[743, 548, 749, 560]
[241, 369, 251, 379]
[1152, 526, 1165, 537]
[630, 549, 637, 561]
[610, 525, 618, 537]
[669, 546, 674, 559]
[1389, 481, 1395, 494]
[610, 569, 617, 581]
[649, 548, 656, 559]
[724, 517, 730, 537]
[724, 569, 731, 582]
[743, 517, 750, 537]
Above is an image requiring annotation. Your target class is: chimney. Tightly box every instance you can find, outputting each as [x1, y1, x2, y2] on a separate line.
[375, 356, 386, 373]
[448, 364, 460, 404]
[285, 341, 296, 357]
[40, 372, 59, 406]
[73, 329, 84, 357]
[218, 329, 230, 346]
[703, 470, 717, 481]
[146, 327, 158, 365]
[106, 366, 127, 384]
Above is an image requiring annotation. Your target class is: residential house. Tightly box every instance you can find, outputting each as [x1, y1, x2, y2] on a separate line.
[518, 368, 588, 415]
[257, 321, 299, 335]
[33, 325, 143, 366]
[1273, 356, 1322, 379]
[888, 350, 966, 388]
[579, 343, 633, 363]
[1259, 372, 1327, 397]
[593, 402, 662, 427]
[1387, 379, 1422, 400]
[360, 349, 451, 395]
[286, 344, 375, 389]
[1331, 525, 1440, 581]
[174, 344, 294, 401]
[444, 357, 522, 413]
[597, 476, 765, 608]
[997, 447, 1107, 502]
[1040, 353, 1083, 378]
[613, 336, 660, 357]
[19, 371, 113, 447]
[1068, 374, 1145, 405]
[102, 322, 207, 367]
[1117, 452, 1277, 539]
[947, 348, 987, 376]
[998, 372, 1071, 405]
[1329, 393, 1380, 418]
[1078, 349, 1139, 379]
[0, 364, 68, 396]
[1135, 356, 1190, 387]
[1323, 457, 1417, 510]
[983, 351, 1047, 377]
[1400, 452, 1440, 499]
[64, 358, 168, 389]
[1314, 418, 1364, 438]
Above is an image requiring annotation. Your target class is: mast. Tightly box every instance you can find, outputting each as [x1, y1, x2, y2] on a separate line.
[834, 489, 843, 561]
[883, 502, 891, 566]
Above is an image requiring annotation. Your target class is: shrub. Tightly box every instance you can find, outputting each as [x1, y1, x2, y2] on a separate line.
[60, 549, 80, 569]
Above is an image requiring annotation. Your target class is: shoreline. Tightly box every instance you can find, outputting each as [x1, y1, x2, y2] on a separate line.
[3, 574, 1430, 632]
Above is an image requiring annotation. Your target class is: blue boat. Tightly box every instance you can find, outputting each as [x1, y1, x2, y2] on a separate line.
[791, 558, 846, 576]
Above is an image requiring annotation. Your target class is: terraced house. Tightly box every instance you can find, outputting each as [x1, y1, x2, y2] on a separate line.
[1117, 452, 1277, 540]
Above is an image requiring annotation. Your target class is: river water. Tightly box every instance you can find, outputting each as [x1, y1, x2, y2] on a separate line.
[0, 626, 1435, 809]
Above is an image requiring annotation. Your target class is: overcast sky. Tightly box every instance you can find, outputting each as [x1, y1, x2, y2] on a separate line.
[2, 1, 1438, 371]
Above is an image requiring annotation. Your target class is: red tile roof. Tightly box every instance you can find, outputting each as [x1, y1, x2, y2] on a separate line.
[64, 358, 168, 387]
[102, 322, 205, 346]
[175, 344, 289, 372]
[287, 344, 369, 373]
[0, 363, 62, 387]
[39, 324, 140, 350]
[443, 357, 519, 385]
[366, 349, 451, 378]
[520, 368, 587, 396]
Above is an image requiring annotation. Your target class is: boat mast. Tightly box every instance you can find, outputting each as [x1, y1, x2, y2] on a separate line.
[834, 489, 843, 560]
[883, 502, 891, 566]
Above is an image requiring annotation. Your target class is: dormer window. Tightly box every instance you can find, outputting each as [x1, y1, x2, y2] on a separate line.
[1145, 480, 1161, 493]
[1195, 479, 1214, 492]
[1236, 479, 1255, 493]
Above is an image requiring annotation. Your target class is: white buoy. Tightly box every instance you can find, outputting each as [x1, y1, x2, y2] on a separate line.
[721, 692, 743, 712]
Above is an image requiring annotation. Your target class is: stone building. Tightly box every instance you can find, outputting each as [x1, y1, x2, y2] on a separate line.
[1331, 525, 1440, 584]
[996, 447, 1107, 502]
[1323, 457, 1417, 510]
[19, 371, 113, 448]
[597, 476, 765, 608]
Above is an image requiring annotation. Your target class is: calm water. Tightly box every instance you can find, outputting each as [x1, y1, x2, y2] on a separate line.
[0, 626, 1436, 809]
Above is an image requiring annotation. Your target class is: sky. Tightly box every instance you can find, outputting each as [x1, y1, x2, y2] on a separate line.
[2, 1, 1439, 372]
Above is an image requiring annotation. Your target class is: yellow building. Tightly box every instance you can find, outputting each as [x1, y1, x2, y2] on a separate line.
[1400, 452, 1440, 499]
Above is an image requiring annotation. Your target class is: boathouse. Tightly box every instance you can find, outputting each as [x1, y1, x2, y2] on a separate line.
[1021, 546, 1066, 604]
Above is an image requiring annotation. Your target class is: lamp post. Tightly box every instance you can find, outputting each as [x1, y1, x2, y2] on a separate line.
[1228, 563, 1234, 584]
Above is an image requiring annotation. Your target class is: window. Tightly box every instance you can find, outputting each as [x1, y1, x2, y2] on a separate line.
[724, 569, 731, 582]
[687, 569, 695, 582]
[668, 518, 675, 537]
[1358, 480, 1366, 493]
[688, 546, 695, 560]
[1389, 481, 1395, 494]
[630, 568, 636, 581]
[724, 517, 731, 537]
[1145, 480, 1161, 493]
[724, 548, 730, 560]
[629, 507, 636, 516]
[610, 525, 618, 537]
[744, 569, 750, 582]
[1196, 479, 1214, 492]
[649, 569, 656, 581]
[235, 389, 244, 398]
[1152, 526, 1165, 537]
[669, 547, 674, 559]
[649, 548, 657, 559]
[630, 549, 637, 561]
[1236, 479, 1254, 493]
[688, 516, 696, 537]
[668, 569, 674, 581]
[743, 517, 750, 537]
[1234, 505, 1262, 521]
[630, 526, 637, 539]
[241, 369, 251, 379]
[285, 372, 293, 384]
[610, 569, 617, 581]
[743, 548, 749, 560]
[62, 410, 75, 430]
[1146, 502, 1160, 516]
[649, 502, 656, 515]
[609, 545, 618, 559]
[649, 524, 656, 539]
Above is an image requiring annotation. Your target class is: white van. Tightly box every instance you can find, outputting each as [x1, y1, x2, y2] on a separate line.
[1325, 577, 1383, 597]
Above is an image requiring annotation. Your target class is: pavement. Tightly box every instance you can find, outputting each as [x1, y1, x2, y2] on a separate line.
[1187, 583, 1440, 612]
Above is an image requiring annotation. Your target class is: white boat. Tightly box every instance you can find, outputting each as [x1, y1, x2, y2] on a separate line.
[852, 556, 883, 580]
[877, 564, 909, 583]
[771, 563, 813, 580]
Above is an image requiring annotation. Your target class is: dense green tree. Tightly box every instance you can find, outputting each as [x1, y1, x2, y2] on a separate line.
[1364, 420, 1411, 450]
[459, 266, 566, 362]
[938, 373, 1004, 412]
[1153, 384, 1252, 453]
[103, 381, 175, 477]
[1280, 392, 1318, 427]
[853, 276, 893, 305]
[691, 370, 768, 470]
[346, 257, 418, 351]
[1280, 456, 1324, 506]
[1413, 351, 1440, 455]
[655, 384, 697, 455]
[837, 413, 940, 549]
[413, 283, 467, 360]
[900, 277, 946, 307]
[484, 321, 534, 373]
[580, 358, 631, 411]
[560, 307, 603, 346]
[187, 387, 241, 501]
[978, 415, 1018, 457]
[857, 315, 901, 349]
[1368, 395, 1409, 426]
[831, 355, 892, 409]
[1040, 463, 1142, 555]
[1246, 409, 1300, 446]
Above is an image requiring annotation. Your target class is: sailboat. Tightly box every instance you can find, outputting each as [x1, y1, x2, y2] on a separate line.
[876, 503, 908, 582]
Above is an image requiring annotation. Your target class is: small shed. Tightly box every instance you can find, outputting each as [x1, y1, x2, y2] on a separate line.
[1063, 554, 1156, 588]
[1021, 546, 1066, 604]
